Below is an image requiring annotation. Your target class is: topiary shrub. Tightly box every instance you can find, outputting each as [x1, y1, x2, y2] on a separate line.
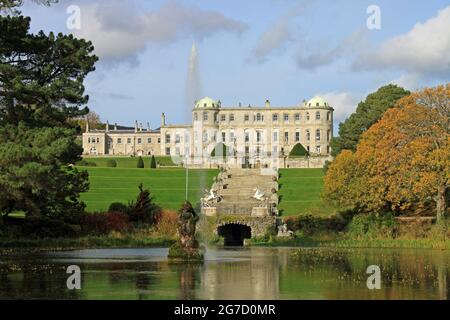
[137, 156, 144, 168]
[150, 155, 157, 168]
[108, 202, 130, 214]
[106, 159, 117, 167]
[289, 143, 309, 157]
[211, 142, 230, 159]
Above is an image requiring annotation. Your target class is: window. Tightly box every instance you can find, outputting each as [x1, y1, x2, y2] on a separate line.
[127, 138, 131, 144]
[316, 129, 321, 141]
[327, 130, 331, 141]
[273, 132, 278, 142]
[88, 138, 91, 143]
[214, 113, 218, 122]
[222, 132, 226, 142]
[256, 131, 261, 143]
[165, 147, 171, 155]
[256, 113, 262, 121]
[306, 130, 310, 141]
[284, 131, 289, 143]
[306, 112, 310, 121]
[245, 131, 250, 142]
[220, 114, 226, 122]
[175, 147, 180, 155]
[316, 146, 321, 153]
[157, 138, 161, 144]
[203, 112, 208, 121]
[245, 146, 250, 154]
[230, 132, 235, 142]
[96, 137, 99, 143]
[117, 138, 122, 144]
[295, 132, 300, 142]
[316, 111, 321, 120]
[244, 114, 249, 121]
[295, 113, 300, 121]
[175, 134, 180, 143]
[327, 112, 331, 121]
[327, 146, 330, 154]
[316, 102, 319, 107]
[272, 146, 278, 155]
[256, 146, 261, 156]
[284, 114, 289, 121]
[193, 112, 198, 121]
[165, 134, 170, 143]
[203, 132, 208, 142]
[273, 114, 278, 121]
[147, 138, 152, 143]
[137, 138, 142, 144]
[229, 114, 235, 122]
[307, 146, 310, 152]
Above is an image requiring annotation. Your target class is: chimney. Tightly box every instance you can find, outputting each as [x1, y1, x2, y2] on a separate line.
[114, 122, 117, 131]
[265, 99, 270, 108]
[134, 120, 138, 133]
[106, 120, 109, 132]
[147, 122, 151, 131]
[161, 113, 166, 126]
[139, 123, 143, 132]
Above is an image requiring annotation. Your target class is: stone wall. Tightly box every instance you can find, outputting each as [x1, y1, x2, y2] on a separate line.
[216, 216, 277, 238]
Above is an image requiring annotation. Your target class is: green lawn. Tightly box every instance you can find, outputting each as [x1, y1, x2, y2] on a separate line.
[278, 168, 334, 217]
[79, 167, 218, 212]
[81, 156, 176, 168]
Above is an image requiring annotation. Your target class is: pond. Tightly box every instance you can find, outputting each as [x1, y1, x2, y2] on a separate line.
[0, 247, 448, 299]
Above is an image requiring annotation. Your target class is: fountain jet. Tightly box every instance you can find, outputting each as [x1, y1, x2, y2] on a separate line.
[185, 42, 202, 120]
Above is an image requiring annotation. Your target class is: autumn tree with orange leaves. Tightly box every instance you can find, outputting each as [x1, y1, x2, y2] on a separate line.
[324, 84, 449, 222]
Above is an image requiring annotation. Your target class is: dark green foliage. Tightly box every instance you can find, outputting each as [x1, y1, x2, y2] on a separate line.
[330, 84, 410, 156]
[284, 214, 348, 236]
[105, 159, 117, 167]
[347, 213, 398, 239]
[129, 183, 160, 224]
[136, 156, 144, 168]
[21, 216, 80, 238]
[150, 155, 157, 168]
[211, 142, 230, 158]
[289, 143, 309, 157]
[0, 14, 97, 223]
[108, 202, 129, 214]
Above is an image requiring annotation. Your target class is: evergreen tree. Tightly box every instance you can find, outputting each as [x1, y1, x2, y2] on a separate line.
[137, 156, 144, 168]
[0, 14, 97, 219]
[150, 155, 157, 168]
[330, 84, 410, 156]
[289, 143, 309, 157]
[129, 183, 160, 223]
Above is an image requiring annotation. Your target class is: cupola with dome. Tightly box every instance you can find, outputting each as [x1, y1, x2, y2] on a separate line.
[194, 97, 220, 109]
[305, 96, 330, 108]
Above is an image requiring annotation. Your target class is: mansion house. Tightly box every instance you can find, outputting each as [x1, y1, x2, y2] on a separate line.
[82, 96, 334, 168]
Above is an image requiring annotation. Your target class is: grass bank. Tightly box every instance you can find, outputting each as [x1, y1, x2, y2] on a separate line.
[78, 167, 218, 212]
[81, 156, 176, 167]
[278, 168, 334, 217]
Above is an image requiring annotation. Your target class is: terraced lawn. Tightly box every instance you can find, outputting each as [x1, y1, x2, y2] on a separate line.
[79, 167, 218, 212]
[278, 168, 334, 216]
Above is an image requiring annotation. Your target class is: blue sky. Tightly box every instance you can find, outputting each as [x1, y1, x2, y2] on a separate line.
[20, 0, 450, 132]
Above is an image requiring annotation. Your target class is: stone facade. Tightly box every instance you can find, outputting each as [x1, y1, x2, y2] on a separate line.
[82, 96, 334, 168]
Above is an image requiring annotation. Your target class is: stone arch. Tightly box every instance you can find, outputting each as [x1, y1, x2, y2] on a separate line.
[217, 223, 252, 246]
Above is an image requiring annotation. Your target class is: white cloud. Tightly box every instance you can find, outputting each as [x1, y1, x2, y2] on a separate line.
[249, 1, 312, 63]
[356, 6, 450, 78]
[390, 73, 421, 91]
[73, 1, 248, 62]
[316, 91, 362, 125]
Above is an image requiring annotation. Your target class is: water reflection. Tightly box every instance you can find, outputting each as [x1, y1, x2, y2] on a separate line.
[0, 247, 448, 300]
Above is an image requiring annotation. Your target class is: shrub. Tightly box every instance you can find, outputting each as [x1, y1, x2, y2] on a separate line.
[106, 159, 117, 167]
[154, 210, 178, 236]
[150, 155, 157, 168]
[77, 160, 97, 167]
[22, 216, 80, 238]
[284, 214, 347, 236]
[129, 183, 161, 224]
[108, 202, 130, 214]
[347, 213, 398, 239]
[81, 212, 130, 235]
[289, 143, 309, 157]
[137, 156, 144, 168]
